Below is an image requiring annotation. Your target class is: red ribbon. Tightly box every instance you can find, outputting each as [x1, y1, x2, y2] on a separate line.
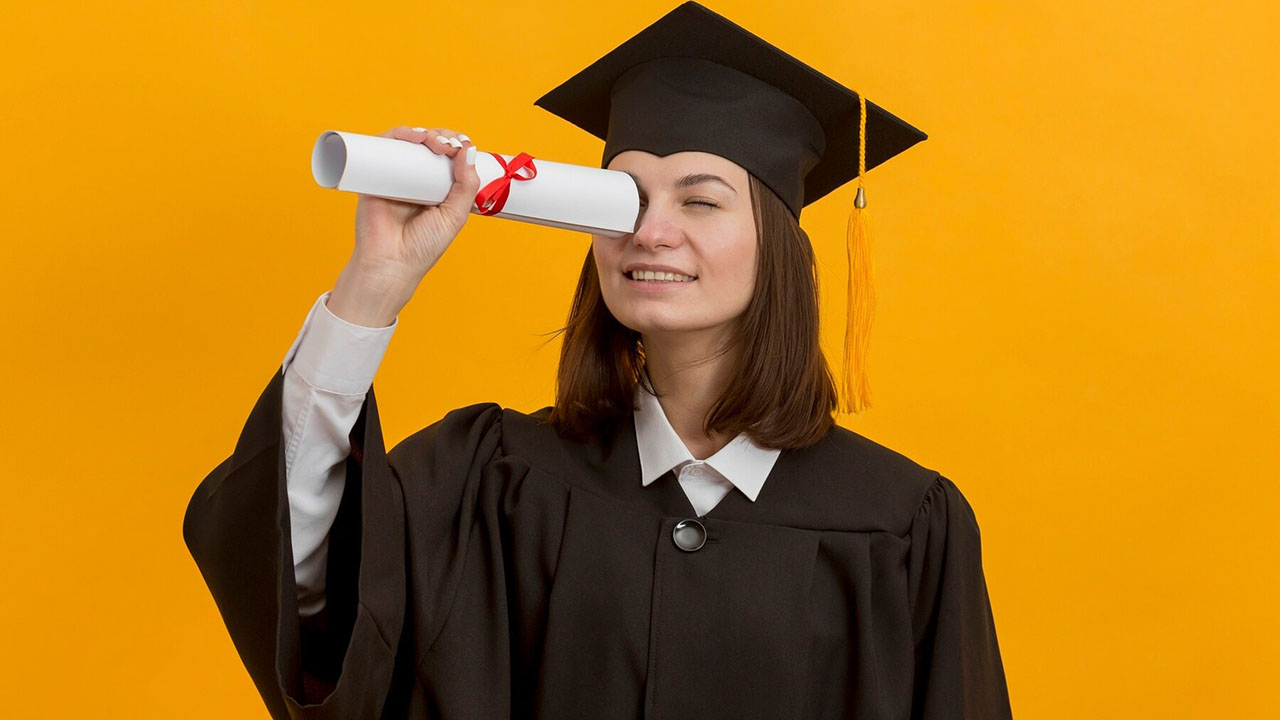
[474, 152, 537, 216]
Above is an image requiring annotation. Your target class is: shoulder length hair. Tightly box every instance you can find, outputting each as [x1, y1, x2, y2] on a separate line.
[543, 172, 838, 450]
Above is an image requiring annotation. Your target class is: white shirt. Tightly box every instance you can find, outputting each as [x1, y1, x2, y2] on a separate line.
[632, 371, 780, 514]
[281, 290, 781, 616]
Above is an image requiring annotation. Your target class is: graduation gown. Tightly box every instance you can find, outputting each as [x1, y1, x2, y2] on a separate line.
[183, 367, 1012, 719]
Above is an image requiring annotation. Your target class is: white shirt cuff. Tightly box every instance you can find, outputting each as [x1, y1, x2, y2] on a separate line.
[280, 290, 398, 396]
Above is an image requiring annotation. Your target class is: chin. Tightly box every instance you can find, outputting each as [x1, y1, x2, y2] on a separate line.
[625, 315, 718, 337]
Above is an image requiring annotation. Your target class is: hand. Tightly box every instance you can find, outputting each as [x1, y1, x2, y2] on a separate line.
[328, 126, 480, 328]
[351, 125, 480, 284]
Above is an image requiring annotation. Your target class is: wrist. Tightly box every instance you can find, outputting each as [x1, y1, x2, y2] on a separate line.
[328, 261, 418, 328]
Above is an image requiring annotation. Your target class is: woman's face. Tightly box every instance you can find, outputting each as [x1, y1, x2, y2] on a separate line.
[592, 150, 757, 344]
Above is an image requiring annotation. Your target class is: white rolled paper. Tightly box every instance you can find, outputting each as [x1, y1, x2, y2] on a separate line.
[311, 130, 639, 237]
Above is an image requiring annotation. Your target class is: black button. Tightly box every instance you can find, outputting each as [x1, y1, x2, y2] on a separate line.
[672, 519, 707, 552]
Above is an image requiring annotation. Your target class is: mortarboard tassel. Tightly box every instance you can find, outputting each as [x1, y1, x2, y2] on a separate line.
[841, 93, 876, 414]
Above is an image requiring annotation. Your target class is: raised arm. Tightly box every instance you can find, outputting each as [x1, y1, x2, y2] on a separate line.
[282, 289, 397, 617]
[282, 124, 480, 617]
[184, 126, 481, 716]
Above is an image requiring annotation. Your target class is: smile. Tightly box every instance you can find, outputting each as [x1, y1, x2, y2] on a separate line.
[625, 270, 697, 282]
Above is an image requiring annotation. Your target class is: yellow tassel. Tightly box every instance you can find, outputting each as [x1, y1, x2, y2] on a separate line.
[840, 94, 875, 414]
[841, 185, 875, 413]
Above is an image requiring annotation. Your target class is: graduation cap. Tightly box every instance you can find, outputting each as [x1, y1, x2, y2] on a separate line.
[534, 0, 927, 413]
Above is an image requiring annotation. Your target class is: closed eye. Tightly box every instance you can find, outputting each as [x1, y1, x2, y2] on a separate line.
[635, 200, 720, 209]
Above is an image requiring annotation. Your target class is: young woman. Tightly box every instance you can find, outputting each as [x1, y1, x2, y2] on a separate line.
[184, 3, 1013, 719]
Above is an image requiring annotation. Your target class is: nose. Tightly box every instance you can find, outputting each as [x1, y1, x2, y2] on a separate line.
[630, 203, 685, 251]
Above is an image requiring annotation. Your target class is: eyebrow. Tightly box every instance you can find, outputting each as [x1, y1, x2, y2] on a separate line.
[623, 171, 738, 195]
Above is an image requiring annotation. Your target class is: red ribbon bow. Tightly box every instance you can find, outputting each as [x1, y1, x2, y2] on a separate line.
[474, 152, 537, 216]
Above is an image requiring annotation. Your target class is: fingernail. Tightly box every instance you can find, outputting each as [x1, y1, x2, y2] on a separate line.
[446, 137, 463, 148]
[458, 134, 471, 143]
[411, 127, 427, 132]
[436, 136, 451, 145]
[466, 146, 476, 165]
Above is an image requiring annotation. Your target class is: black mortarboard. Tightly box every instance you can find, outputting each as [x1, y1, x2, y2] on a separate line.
[533, 0, 928, 413]
[533, 0, 926, 218]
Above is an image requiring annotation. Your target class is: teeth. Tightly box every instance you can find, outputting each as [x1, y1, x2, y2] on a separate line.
[628, 270, 695, 282]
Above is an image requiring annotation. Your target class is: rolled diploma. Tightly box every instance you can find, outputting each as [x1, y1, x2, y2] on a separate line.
[311, 130, 639, 237]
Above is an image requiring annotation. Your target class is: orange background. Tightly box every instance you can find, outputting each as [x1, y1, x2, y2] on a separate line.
[1, 0, 1276, 717]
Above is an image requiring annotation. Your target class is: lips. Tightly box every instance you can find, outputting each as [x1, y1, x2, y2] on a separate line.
[625, 269, 697, 285]
[622, 264, 696, 276]
[623, 273, 697, 292]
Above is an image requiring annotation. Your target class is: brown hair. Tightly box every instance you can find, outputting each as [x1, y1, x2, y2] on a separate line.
[541, 172, 838, 449]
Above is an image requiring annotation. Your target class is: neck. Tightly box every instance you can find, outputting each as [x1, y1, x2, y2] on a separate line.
[641, 330, 737, 460]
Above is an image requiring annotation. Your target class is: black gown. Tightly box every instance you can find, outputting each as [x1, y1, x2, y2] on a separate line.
[183, 367, 1012, 719]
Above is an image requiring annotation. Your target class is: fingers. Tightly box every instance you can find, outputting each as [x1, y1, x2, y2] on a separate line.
[439, 133, 481, 219]
[374, 126, 479, 220]
[378, 125, 468, 159]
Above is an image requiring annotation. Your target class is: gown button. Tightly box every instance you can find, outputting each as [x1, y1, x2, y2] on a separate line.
[672, 519, 707, 552]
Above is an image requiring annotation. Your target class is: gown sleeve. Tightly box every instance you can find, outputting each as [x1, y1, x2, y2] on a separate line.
[182, 366, 407, 719]
[907, 474, 1013, 719]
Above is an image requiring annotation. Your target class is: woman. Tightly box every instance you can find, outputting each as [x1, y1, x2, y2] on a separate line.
[184, 3, 1012, 719]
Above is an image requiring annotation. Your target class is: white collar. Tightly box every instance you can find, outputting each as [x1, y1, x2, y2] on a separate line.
[633, 369, 781, 502]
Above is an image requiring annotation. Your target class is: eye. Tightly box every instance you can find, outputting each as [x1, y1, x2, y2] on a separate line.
[686, 200, 719, 209]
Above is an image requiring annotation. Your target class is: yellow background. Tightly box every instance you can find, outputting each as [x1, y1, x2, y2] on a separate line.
[1, 0, 1276, 717]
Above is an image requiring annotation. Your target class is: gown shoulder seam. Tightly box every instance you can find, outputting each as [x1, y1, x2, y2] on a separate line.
[912, 472, 947, 521]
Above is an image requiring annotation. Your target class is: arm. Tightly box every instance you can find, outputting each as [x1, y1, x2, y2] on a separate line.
[183, 355, 406, 716]
[184, 126, 477, 716]
[908, 475, 1013, 719]
[282, 289, 397, 617]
